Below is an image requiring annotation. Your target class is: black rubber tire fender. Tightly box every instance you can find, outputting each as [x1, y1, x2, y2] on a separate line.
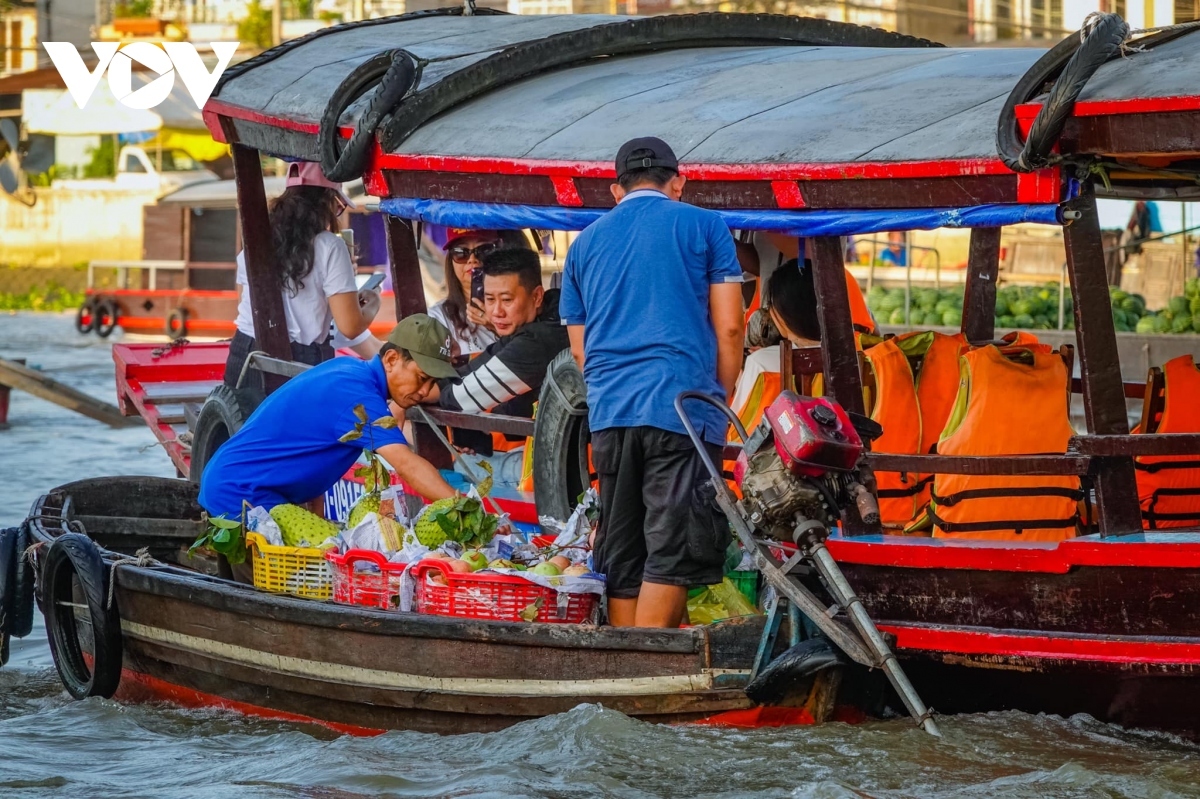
[0, 528, 16, 665]
[532, 349, 590, 522]
[189, 384, 262, 484]
[42, 533, 123, 699]
[996, 13, 1127, 172]
[74, 297, 97, 335]
[10, 524, 34, 639]
[166, 307, 189, 341]
[318, 48, 419, 183]
[744, 636, 847, 705]
[93, 298, 119, 339]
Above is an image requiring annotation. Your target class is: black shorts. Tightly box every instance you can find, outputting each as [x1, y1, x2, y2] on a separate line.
[223, 330, 334, 390]
[592, 426, 731, 599]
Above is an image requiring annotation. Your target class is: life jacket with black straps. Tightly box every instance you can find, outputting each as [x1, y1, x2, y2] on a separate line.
[1136, 354, 1200, 529]
[863, 339, 923, 526]
[931, 345, 1082, 541]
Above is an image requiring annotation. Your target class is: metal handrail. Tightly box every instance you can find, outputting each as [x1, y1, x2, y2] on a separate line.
[858, 237, 944, 326]
[88, 259, 186, 291]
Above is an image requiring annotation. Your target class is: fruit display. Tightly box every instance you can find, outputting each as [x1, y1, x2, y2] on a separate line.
[866, 280, 1200, 335]
[269, 504, 339, 549]
[412, 494, 500, 549]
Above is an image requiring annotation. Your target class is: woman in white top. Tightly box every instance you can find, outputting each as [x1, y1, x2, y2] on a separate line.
[427, 228, 501, 362]
[223, 162, 382, 388]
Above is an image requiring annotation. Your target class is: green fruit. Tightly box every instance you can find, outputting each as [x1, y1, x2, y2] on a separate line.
[1136, 316, 1157, 334]
[1011, 299, 1035, 317]
[1111, 309, 1126, 328]
[1013, 313, 1035, 329]
[998, 315, 1016, 328]
[488, 558, 517, 570]
[888, 307, 907, 325]
[1154, 314, 1171, 334]
[1172, 314, 1193, 334]
[461, 550, 489, 572]
[1169, 296, 1190, 316]
[414, 497, 457, 548]
[1186, 278, 1199, 298]
[941, 309, 962, 327]
[1194, 313, 1200, 332]
[1109, 288, 1129, 303]
[270, 504, 338, 549]
[1190, 296, 1200, 315]
[934, 299, 956, 315]
[922, 311, 942, 327]
[531, 562, 561, 577]
[347, 492, 381, 527]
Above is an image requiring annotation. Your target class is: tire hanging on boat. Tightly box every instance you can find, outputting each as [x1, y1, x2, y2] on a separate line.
[165, 307, 189, 341]
[0, 527, 16, 666]
[9, 524, 34, 639]
[74, 298, 96, 335]
[93, 298, 119, 339]
[744, 637, 846, 705]
[995, 12, 1128, 173]
[42, 533, 123, 699]
[532, 349, 590, 522]
[317, 48, 419, 183]
[189, 384, 260, 483]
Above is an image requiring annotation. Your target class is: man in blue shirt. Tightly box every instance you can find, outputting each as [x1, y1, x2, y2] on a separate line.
[560, 137, 744, 628]
[199, 315, 459, 519]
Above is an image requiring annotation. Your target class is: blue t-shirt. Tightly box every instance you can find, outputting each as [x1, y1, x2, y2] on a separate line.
[198, 356, 407, 518]
[560, 191, 741, 445]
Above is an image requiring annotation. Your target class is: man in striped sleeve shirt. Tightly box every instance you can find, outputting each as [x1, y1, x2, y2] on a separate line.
[430, 247, 567, 454]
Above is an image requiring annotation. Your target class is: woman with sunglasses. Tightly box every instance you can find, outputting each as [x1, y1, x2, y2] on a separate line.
[428, 229, 503, 362]
[223, 162, 382, 388]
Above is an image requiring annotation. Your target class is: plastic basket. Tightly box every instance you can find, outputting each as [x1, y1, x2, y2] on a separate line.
[326, 549, 407, 610]
[412, 559, 596, 624]
[246, 532, 333, 600]
[726, 568, 760, 606]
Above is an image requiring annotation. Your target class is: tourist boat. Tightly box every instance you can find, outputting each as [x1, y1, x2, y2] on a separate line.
[11, 11, 1200, 736]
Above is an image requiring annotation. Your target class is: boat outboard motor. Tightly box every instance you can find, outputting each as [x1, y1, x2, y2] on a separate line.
[675, 390, 940, 736]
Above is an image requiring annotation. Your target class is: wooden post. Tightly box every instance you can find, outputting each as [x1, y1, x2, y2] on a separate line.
[230, 144, 291, 393]
[1062, 187, 1142, 536]
[962, 227, 1001, 343]
[384, 215, 450, 468]
[384, 216, 428, 319]
[810, 236, 879, 536]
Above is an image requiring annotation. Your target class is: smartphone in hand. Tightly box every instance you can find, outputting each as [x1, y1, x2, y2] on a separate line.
[471, 268, 486, 303]
[361, 272, 386, 293]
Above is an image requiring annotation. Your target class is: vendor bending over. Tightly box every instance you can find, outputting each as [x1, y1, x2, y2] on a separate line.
[198, 315, 459, 519]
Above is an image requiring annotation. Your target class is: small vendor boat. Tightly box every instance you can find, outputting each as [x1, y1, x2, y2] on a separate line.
[10, 10, 1200, 736]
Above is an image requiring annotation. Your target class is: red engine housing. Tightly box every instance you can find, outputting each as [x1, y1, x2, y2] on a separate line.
[763, 391, 863, 477]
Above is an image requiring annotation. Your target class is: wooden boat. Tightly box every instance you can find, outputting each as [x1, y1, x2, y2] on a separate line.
[12, 11, 1200, 736]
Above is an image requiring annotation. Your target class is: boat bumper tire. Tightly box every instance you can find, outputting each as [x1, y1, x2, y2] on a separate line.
[190, 384, 261, 483]
[93, 298, 119, 339]
[42, 533, 123, 699]
[166, 307, 189, 341]
[74, 298, 97, 335]
[532, 349, 590, 521]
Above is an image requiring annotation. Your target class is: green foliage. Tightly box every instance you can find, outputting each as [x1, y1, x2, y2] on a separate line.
[82, 138, 116, 179]
[114, 0, 154, 16]
[0, 282, 85, 311]
[238, 0, 273, 50]
[190, 516, 247, 565]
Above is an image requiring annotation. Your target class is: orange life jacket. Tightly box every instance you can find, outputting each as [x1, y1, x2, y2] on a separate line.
[1135, 354, 1200, 529]
[845, 270, 877, 334]
[863, 339, 923, 526]
[931, 345, 1082, 541]
[736, 370, 783, 435]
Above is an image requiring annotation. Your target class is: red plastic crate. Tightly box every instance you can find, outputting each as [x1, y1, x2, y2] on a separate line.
[326, 549, 407, 610]
[412, 559, 597, 624]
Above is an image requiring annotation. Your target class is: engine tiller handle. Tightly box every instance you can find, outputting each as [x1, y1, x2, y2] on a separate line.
[673, 391, 751, 484]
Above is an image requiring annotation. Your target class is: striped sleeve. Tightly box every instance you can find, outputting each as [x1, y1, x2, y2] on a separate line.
[443, 355, 533, 414]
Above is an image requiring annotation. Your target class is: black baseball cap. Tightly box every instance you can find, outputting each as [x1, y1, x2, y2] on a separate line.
[615, 137, 679, 179]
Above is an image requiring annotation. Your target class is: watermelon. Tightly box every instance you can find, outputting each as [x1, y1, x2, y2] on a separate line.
[1172, 314, 1193, 334]
[1190, 295, 1200, 315]
[1194, 313, 1200, 332]
[888, 308, 907, 325]
[923, 311, 943, 327]
[1169, 296, 1190, 316]
[1186, 278, 1199, 298]
[934, 299, 956, 315]
[1109, 288, 1128, 303]
[941, 309, 962, 327]
[1153, 314, 1172, 334]
[1013, 313, 1035, 329]
[994, 297, 1010, 317]
[998, 315, 1016, 328]
[1135, 315, 1157, 334]
[1011, 299, 1036, 317]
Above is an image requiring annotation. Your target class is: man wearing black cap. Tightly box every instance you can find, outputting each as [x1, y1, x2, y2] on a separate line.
[560, 137, 745, 628]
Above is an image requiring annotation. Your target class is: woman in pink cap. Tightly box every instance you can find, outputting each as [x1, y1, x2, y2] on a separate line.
[223, 161, 382, 388]
[427, 228, 502, 362]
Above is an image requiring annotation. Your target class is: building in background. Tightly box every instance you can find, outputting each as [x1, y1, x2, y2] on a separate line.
[1, 0, 38, 76]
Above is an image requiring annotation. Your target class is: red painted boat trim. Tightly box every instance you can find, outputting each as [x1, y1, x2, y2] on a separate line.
[692, 705, 815, 728]
[883, 623, 1200, 665]
[771, 180, 806, 209]
[116, 667, 387, 736]
[827, 535, 1200, 573]
[89, 289, 239, 300]
[1017, 94, 1200, 120]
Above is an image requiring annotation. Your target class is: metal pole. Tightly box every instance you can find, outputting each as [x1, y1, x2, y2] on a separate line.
[903, 234, 912, 328]
[1057, 258, 1067, 330]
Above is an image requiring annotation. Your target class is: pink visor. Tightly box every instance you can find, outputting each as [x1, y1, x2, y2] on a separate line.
[286, 161, 354, 208]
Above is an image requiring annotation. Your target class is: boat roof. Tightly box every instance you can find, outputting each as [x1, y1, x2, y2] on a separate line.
[204, 13, 1200, 213]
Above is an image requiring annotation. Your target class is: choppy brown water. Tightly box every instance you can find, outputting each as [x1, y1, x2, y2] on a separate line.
[3, 312, 1199, 799]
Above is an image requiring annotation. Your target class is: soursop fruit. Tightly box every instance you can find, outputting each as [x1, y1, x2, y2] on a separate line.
[348, 492, 381, 528]
[270, 504, 338, 548]
[414, 497, 457, 548]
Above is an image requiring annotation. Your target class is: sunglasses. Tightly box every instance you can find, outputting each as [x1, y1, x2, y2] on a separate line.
[449, 242, 499, 264]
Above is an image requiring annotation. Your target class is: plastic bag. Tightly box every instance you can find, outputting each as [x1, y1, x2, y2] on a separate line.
[686, 577, 761, 625]
[244, 506, 283, 546]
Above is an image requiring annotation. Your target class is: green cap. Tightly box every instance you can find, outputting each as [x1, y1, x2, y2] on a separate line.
[386, 314, 458, 379]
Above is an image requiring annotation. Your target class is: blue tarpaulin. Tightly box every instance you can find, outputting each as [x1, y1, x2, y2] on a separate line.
[380, 198, 1064, 237]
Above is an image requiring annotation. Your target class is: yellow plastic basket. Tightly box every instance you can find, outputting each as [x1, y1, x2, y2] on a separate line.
[246, 532, 333, 600]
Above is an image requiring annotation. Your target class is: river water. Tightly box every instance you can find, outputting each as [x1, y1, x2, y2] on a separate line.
[2, 312, 1199, 799]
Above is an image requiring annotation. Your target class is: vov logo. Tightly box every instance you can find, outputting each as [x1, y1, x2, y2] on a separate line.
[43, 42, 239, 110]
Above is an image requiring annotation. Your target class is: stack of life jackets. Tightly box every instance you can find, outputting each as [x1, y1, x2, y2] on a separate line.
[1135, 354, 1200, 529]
[929, 344, 1082, 541]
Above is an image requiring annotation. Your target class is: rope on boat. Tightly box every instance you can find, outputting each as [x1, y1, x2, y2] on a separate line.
[106, 548, 156, 610]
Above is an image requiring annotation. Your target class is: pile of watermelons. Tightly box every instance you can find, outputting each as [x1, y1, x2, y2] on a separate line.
[866, 279, 1200, 335]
